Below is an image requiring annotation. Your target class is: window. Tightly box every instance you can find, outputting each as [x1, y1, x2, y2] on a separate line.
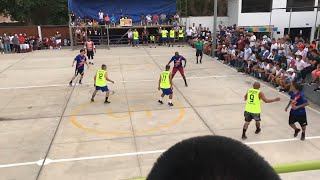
[286, 0, 315, 12]
[241, 0, 272, 13]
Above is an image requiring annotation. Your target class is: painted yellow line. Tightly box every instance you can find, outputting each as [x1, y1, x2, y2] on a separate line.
[70, 96, 186, 135]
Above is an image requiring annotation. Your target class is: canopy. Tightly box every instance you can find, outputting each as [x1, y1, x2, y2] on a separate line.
[68, 0, 177, 23]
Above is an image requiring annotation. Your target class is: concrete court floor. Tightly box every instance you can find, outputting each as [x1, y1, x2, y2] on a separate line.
[0, 46, 319, 180]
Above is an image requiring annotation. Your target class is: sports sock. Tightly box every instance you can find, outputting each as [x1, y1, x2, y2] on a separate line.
[105, 97, 109, 102]
[242, 129, 247, 135]
[159, 97, 163, 101]
[169, 99, 172, 103]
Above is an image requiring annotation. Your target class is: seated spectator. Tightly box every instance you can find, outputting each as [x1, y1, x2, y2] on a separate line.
[278, 68, 296, 92]
[153, 13, 159, 25]
[295, 44, 307, 59]
[270, 38, 278, 53]
[260, 45, 270, 61]
[98, 19, 104, 25]
[70, 11, 76, 22]
[265, 62, 276, 82]
[146, 14, 152, 26]
[174, 13, 180, 23]
[311, 40, 317, 49]
[270, 64, 285, 86]
[295, 55, 310, 72]
[310, 60, 320, 91]
[88, 20, 93, 27]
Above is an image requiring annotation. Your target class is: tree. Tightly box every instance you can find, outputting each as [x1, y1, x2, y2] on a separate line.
[0, 0, 68, 25]
[177, 0, 227, 17]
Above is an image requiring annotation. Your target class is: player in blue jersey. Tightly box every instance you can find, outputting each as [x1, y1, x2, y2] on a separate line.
[69, 49, 89, 86]
[285, 81, 309, 141]
[167, 52, 188, 87]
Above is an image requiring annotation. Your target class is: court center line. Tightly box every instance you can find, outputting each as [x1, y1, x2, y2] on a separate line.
[0, 75, 240, 90]
[1, 136, 320, 169]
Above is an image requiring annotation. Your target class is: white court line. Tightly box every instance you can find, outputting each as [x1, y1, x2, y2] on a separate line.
[1, 136, 320, 169]
[0, 75, 239, 90]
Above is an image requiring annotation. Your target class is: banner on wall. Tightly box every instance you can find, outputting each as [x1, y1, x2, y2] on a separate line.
[120, 19, 132, 27]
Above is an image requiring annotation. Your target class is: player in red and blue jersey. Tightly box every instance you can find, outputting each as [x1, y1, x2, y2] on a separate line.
[167, 52, 188, 87]
[69, 49, 89, 86]
[285, 81, 309, 141]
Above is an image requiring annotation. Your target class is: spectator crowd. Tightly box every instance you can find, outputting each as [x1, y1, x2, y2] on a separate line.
[209, 24, 320, 92]
[0, 31, 70, 54]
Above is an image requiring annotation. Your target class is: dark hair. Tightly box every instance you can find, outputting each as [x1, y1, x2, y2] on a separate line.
[311, 49, 318, 54]
[291, 81, 303, 91]
[147, 136, 280, 180]
[269, 61, 274, 65]
[80, 49, 85, 53]
[101, 64, 107, 69]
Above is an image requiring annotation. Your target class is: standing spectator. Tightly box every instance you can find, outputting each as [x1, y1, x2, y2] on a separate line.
[70, 12, 76, 22]
[295, 44, 308, 59]
[238, 35, 245, 51]
[3, 33, 11, 54]
[160, 13, 167, 25]
[9, 33, 14, 52]
[133, 29, 139, 48]
[146, 13, 152, 26]
[142, 27, 149, 46]
[174, 13, 180, 23]
[140, 13, 145, 26]
[284, 39, 293, 57]
[127, 29, 133, 46]
[153, 13, 159, 25]
[12, 34, 20, 53]
[55, 30, 62, 49]
[98, 10, 104, 21]
[110, 14, 116, 27]
[195, 38, 204, 64]
[249, 31, 256, 52]
[0, 37, 3, 54]
[105, 14, 110, 27]
[186, 27, 192, 43]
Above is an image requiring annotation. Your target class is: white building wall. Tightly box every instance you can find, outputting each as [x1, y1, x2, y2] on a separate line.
[181, 16, 229, 31]
[228, 0, 239, 26]
[236, 0, 319, 40]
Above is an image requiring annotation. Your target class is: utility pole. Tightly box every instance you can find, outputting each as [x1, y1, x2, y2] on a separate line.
[212, 0, 218, 57]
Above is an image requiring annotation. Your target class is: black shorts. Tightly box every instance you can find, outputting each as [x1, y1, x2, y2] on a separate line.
[196, 50, 203, 57]
[87, 51, 94, 56]
[244, 111, 261, 122]
[289, 113, 308, 127]
[75, 68, 84, 76]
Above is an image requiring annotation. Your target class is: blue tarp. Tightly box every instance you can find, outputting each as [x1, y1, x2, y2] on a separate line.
[68, 0, 176, 23]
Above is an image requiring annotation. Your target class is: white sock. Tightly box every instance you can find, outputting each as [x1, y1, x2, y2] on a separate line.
[169, 99, 172, 103]
[159, 97, 163, 101]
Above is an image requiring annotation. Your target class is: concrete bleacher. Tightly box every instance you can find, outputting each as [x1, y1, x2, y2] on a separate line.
[302, 75, 320, 106]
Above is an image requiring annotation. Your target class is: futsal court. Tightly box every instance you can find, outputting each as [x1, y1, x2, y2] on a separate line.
[0, 46, 320, 180]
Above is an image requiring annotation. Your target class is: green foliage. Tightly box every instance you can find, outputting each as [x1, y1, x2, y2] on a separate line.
[176, 0, 227, 17]
[0, 0, 68, 25]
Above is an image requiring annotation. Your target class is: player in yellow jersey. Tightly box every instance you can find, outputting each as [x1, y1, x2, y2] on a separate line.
[242, 82, 280, 140]
[158, 65, 174, 106]
[91, 64, 114, 103]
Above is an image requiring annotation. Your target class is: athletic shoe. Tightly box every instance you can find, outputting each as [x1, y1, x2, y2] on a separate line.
[196, 62, 198, 64]
[168, 102, 174, 106]
[69, 82, 72, 86]
[301, 132, 305, 141]
[314, 87, 320, 92]
[200, 61, 202, 64]
[79, 81, 82, 84]
[294, 129, 301, 137]
[278, 88, 285, 92]
[185, 84, 188, 87]
[308, 82, 316, 86]
[92, 63, 94, 65]
[104, 101, 111, 104]
[255, 128, 261, 134]
[158, 100, 163, 104]
[91, 98, 94, 102]
[241, 134, 247, 140]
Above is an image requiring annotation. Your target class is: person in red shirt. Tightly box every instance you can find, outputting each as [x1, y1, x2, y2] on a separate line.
[19, 34, 25, 53]
[153, 13, 159, 25]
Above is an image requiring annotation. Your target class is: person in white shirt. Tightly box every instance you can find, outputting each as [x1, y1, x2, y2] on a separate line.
[270, 64, 285, 86]
[295, 55, 310, 72]
[146, 14, 152, 26]
[295, 44, 308, 59]
[127, 29, 133, 46]
[191, 23, 197, 34]
[98, 10, 104, 20]
[270, 39, 278, 53]
[186, 27, 192, 43]
[278, 68, 296, 92]
[244, 44, 252, 61]
[277, 38, 285, 54]
[249, 31, 256, 50]
[266, 62, 276, 81]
